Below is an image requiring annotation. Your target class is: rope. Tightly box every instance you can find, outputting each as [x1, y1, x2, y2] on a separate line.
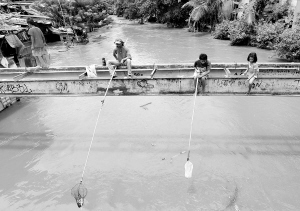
[80, 67, 117, 183]
[187, 77, 199, 161]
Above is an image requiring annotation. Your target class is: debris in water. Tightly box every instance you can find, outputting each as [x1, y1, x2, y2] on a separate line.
[151, 143, 156, 146]
[170, 151, 187, 160]
[71, 182, 88, 208]
[162, 158, 165, 160]
[140, 102, 152, 110]
[223, 186, 238, 211]
[234, 204, 240, 211]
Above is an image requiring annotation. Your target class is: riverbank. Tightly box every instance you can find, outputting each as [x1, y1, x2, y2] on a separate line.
[1, 15, 300, 211]
[46, 16, 287, 67]
[0, 15, 289, 113]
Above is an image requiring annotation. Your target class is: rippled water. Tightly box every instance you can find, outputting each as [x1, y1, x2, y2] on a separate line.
[1, 16, 300, 211]
[48, 16, 284, 66]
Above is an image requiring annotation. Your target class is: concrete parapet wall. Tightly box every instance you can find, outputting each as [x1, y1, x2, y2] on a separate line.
[0, 77, 300, 96]
[1, 63, 300, 72]
[1, 63, 300, 96]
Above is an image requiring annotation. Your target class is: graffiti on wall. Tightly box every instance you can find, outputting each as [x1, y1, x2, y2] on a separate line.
[260, 69, 300, 76]
[56, 82, 69, 93]
[137, 79, 154, 92]
[0, 83, 32, 94]
[156, 79, 179, 89]
[211, 78, 300, 92]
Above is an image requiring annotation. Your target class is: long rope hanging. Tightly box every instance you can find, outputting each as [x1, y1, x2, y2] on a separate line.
[188, 77, 199, 159]
[81, 67, 116, 182]
[81, 39, 127, 178]
[185, 77, 199, 178]
[72, 39, 129, 208]
[71, 67, 117, 208]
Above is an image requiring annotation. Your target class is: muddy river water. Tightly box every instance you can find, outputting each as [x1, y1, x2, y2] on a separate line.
[0, 16, 300, 211]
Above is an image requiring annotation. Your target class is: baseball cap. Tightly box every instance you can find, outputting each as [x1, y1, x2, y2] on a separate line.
[114, 39, 123, 45]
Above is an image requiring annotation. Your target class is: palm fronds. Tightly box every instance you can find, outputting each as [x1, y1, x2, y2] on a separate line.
[183, 0, 224, 30]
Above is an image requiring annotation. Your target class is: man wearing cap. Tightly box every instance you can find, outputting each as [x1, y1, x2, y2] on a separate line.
[107, 39, 132, 77]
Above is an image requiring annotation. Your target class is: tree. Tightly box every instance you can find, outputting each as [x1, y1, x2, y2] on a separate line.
[182, 0, 224, 31]
[33, 0, 113, 26]
[136, 0, 157, 19]
[238, 0, 287, 24]
[293, 0, 300, 28]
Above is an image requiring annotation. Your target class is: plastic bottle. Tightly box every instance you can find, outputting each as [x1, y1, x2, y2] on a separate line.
[102, 58, 106, 66]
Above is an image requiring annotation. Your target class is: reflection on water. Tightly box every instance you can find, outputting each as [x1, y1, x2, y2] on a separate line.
[0, 16, 300, 211]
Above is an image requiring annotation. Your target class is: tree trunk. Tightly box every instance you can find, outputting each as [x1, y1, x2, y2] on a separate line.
[293, 0, 300, 28]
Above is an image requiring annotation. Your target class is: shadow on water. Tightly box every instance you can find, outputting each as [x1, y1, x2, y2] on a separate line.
[0, 131, 54, 192]
[0, 133, 299, 141]
[0, 99, 32, 123]
[223, 186, 239, 211]
[191, 32, 212, 37]
[1, 133, 300, 156]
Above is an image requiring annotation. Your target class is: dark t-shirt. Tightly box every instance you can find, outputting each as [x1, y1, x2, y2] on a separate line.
[194, 60, 211, 71]
[194, 60, 211, 72]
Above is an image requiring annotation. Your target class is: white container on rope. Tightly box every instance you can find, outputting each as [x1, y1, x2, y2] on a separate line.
[185, 160, 193, 178]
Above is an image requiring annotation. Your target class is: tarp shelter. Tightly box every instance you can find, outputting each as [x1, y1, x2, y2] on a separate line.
[0, 28, 30, 67]
[7, 17, 28, 26]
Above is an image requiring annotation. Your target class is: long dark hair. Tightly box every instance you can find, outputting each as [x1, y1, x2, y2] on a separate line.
[247, 52, 257, 63]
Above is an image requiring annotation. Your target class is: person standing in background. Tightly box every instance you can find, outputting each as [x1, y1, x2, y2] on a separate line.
[27, 18, 50, 68]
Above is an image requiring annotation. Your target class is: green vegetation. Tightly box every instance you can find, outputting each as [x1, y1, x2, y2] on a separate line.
[275, 27, 300, 61]
[212, 19, 230, 40]
[211, 0, 300, 61]
[34, 0, 300, 61]
[182, 0, 224, 31]
[116, 0, 190, 27]
[229, 20, 255, 46]
[33, 0, 113, 27]
[255, 22, 285, 49]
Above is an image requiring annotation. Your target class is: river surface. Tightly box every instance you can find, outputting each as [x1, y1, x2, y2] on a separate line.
[1, 16, 300, 211]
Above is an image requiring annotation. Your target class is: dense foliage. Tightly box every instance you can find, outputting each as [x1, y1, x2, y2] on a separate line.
[116, 0, 190, 27]
[266, 1, 291, 23]
[212, 19, 230, 40]
[255, 22, 285, 49]
[275, 27, 300, 61]
[182, 0, 224, 31]
[159, 1, 191, 27]
[228, 20, 254, 46]
[32, 0, 300, 61]
[123, 3, 141, 20]
[33, 0, 113, 27]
